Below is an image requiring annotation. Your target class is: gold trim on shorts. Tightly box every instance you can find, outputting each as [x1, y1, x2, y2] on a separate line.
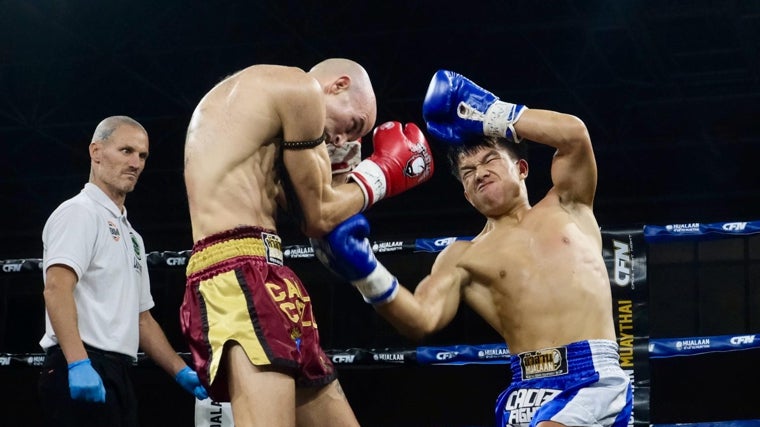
[186, 237, 266, 276]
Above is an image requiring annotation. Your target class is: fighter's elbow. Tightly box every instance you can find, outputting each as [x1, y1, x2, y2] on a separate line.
[301, 220, 331, 239]
[399, 328, 429, 343]
[298, 209, 333, 238]
[563, 114, 591, 145]
[397, 319, 438, 343]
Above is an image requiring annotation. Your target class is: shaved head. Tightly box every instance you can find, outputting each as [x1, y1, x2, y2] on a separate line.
[91, 115, 146, 144]
[309, 58, 377, 131]
[309, 58, 371, 86]
[308, 58, 377, 141]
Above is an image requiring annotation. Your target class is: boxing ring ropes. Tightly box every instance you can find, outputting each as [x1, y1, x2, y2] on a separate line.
[1, 219, 759, 427]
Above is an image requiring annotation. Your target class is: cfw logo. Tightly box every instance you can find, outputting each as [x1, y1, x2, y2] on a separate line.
[729, 335, 755, 345]
[332, 354, 356, 363]
[612, 240, 631, 287]
[2, 263, 23, 273]
[434, 237, 457, 247]
[166, 257, 186, 266]
[722, 222, 747, 231]
[435, 351, 458, 360]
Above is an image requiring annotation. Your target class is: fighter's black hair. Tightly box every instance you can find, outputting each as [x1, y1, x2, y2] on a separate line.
[444, 136, 528, 182]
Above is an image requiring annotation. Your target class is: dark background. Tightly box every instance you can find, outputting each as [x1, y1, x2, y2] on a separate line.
[2, 0, 759, 259]
[2, 1, 760, 426]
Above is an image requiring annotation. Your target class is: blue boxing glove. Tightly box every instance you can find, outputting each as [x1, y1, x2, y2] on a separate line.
[422, 69, 527, 145]
[175, 366, 209, 400]
[310, 214, 399, 305]
[68, 358, 106, 402]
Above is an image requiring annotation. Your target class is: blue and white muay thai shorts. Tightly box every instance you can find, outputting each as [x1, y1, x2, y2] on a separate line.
[495, 340, 632, 427]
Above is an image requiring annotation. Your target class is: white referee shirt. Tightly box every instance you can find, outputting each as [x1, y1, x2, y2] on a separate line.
[39, 183, 155, 359]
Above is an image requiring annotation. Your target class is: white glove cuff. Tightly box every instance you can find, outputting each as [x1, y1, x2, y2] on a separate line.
[484, 101, 528, 143]
[352, 262, 399, 305]
[350, 159, 387, 211]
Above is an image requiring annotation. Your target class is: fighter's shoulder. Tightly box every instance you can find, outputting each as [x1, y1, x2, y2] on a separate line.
[237, 65, 319, 94]
[434, 239, 472, 266]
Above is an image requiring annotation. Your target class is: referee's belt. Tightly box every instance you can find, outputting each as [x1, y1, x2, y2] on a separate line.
[46, 344, 134, 365]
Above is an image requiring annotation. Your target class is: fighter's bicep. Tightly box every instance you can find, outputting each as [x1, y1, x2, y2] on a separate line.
[276, 77, 326, 142]
[415, 246, 471, 327]
[281, 146, 332, 201]
[551, 143, 598, 206]
[282, 144, 334, 225]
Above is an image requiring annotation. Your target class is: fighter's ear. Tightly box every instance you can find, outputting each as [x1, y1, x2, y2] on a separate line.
[89, 141, 102, 163]
[330, 75, 351, 94]
[517, 158, 529, 178]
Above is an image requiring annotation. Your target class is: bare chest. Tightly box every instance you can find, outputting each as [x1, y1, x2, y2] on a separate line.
[461, 219, 600, 291]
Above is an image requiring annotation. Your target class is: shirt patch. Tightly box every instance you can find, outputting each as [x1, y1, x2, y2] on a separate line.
[130, 232, 141, 260]
[262, 232, 284, 266]
[130, 232, 143, 274]
[108, 220, 121, 241]
[519, 346, 569, 379]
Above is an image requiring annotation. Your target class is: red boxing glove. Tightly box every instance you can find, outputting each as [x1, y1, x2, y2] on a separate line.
[350, 121, 434, 210]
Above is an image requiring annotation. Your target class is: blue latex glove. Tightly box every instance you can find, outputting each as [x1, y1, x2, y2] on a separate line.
[175, 366, 208, 400]
[68, 358, 106, 402]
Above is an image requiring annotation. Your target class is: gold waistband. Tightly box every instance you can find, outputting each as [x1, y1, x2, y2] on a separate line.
[186, 237, 267, 276]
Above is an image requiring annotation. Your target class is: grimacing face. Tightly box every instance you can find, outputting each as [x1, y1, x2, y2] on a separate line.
[458, 147, 519, 185]
[458, 146, 525, 215]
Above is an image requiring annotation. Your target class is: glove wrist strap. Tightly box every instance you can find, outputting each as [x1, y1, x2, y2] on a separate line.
[352, 262, 399, 305]
[350, 160, 387, 211]
[483, 101, 528, 143]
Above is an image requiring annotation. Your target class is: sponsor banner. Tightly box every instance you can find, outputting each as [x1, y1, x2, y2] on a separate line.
[324, 348, 373, 365]
[147, 250, 191, 267]
[371, 239, 416, 254]
[195, 398, 234, 427]
[416, 343, 510, 365]
[4, 334, 760, 369]
[644, 219, 760, 243]
[414, 236, 474, 253]
[325, 348, 415, 365]
[0, 353, 46, 367]
[283, 244, 315, 259]
[0, 239, 431, 273]
[367, 349, 414, 364]
[602, 227, 648, 427]
[649, 334, 759, 358]
[0, 259, 42, 273]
